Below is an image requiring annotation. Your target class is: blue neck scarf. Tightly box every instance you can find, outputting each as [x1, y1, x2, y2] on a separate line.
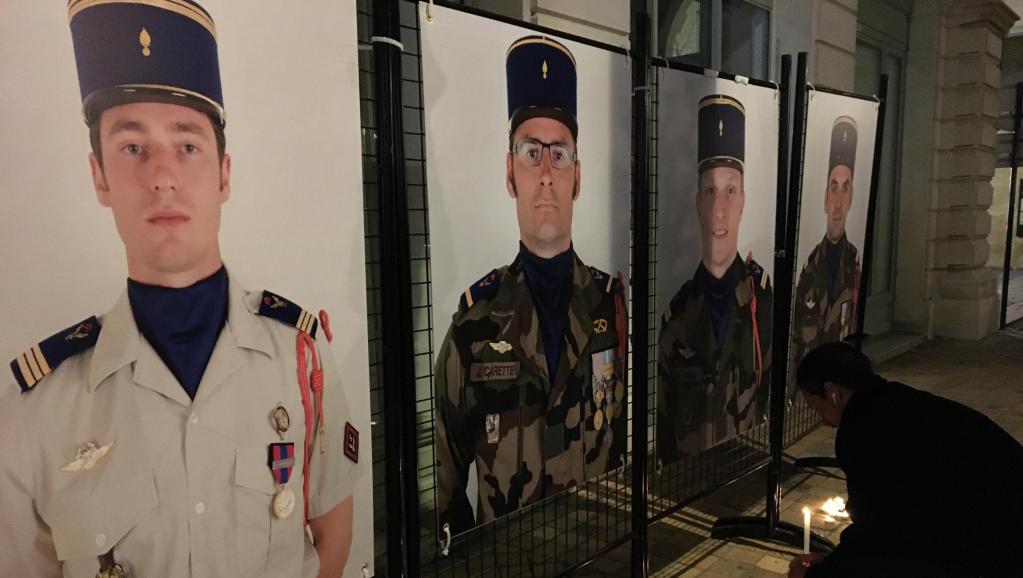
[127, 266, 229, 400]
[519, 242, 574, 381]
[699, 257, 740, 350]
[826, 234, 844, 297]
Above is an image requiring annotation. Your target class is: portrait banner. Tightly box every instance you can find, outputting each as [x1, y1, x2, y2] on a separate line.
[420, 4, 631, 538]
[788, 89, 879, 398]
[654, 65, 779, 466]
[0, 1, 374, 575]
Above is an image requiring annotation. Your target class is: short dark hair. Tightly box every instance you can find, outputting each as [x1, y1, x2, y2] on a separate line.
[796, 342, 881, 397]
[88, 112, 226, 168]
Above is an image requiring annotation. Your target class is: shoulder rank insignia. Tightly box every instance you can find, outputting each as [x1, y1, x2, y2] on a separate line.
[458, 269, 501, 312]
[258, 291, 318, 338]
[745, 253, 769, 291]
[588, 266, 615, 294]
[10, 316, 101, 393]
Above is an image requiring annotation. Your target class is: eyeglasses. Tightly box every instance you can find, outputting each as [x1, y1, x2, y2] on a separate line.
[511, 138, 577, 170]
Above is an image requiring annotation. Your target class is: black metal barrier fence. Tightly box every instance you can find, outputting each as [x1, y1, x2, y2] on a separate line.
[359, 1, 887, 576]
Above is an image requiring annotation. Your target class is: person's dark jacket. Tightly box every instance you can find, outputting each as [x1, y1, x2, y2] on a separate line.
[807, 380, 1023, 578]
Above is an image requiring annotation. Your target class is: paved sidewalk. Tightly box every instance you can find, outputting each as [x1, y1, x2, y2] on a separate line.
[577, 327, 1023, 577]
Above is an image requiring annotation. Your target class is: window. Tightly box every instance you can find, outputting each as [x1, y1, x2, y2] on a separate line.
[658, 0, 771, 79]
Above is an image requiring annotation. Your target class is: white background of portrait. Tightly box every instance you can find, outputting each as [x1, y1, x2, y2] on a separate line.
[420, 3, 631, 532]
[422, 4, 632, 344]
[794, 90, 879, 272]
[655, 67, 779, 320]
[0, 1, 375, 575]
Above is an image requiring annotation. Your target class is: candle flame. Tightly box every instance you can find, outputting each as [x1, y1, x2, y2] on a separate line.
[820, 497, 849, 519]
[802, 506, 811, 517]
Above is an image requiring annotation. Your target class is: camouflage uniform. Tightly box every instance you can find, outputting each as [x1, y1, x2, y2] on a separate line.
[434, 252, 627, 534]
[656, 254, 772, 463]
[789, 233, 861, 397]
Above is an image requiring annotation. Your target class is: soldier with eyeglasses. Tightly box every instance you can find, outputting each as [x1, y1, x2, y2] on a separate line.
[433, 35, 628, 536]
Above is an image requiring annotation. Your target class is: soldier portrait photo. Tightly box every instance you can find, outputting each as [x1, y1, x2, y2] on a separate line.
[789, 98, 878, 399]
[656, 93, 774, 464]
[425, 26, 630, 536]
[0, 1, 374, 575]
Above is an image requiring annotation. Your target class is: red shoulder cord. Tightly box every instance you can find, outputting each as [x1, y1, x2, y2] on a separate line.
[296, 333, 324, 525]
[294, 310, 333, 525]
[747, 277, 763, 388]
[319, 309, 334, 344]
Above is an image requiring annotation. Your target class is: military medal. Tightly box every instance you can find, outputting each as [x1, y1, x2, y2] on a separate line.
[270, 404, 290, 441]
[268, 442, 296, 518]
[485, 413, 500, 444]
[615, 381, 625, 404]
[593, 408, 604, 431]
[97, 549, 124, 578]
[96, 563, 125, 578]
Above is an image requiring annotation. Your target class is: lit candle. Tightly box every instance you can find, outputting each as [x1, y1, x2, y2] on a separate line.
[802, 506, 812, 553]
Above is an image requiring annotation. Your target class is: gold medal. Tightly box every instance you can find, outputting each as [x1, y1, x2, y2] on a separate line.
[595, 389, 605, 404]
[615, 382, 625, 403]
[270, 405, 290, 440]
[593, 408, 604, 430]
[272, 486, 296, 518]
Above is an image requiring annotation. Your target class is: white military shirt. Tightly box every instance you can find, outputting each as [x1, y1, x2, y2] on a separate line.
[0, 273, 362, 577]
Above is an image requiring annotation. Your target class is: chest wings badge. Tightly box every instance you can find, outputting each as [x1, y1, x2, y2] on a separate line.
[61, 440, 114, 472]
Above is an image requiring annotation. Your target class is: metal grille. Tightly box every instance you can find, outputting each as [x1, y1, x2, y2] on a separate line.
[359, 2, 825, 572]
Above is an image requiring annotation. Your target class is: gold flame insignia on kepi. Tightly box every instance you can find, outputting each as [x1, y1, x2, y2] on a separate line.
[139, 27, 151, 56]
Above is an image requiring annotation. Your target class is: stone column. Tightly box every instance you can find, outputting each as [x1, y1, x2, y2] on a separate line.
[895, 0, 1017, 339]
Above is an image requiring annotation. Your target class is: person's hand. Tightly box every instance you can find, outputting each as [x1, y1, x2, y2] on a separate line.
[788, 553, 824, 578]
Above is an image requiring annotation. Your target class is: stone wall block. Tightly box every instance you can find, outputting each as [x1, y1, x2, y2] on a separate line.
[815, 43, 856, 91]
[949, 23, 1001, 58]
[829, 0, 858, 14]
[948, 53, 1001, 87]
[933, 149, 957, 183]
[932, 294, 999, 339]
[936, 179, 994, 211]
[817, 0, 858, 53]
[940, 117, 997, 147]
[930, 237, 988, 268]
[933, 267, 998, 299]
[946, 206, 993, 237]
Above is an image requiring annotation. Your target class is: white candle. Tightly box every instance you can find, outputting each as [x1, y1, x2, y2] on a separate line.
[802, 506, 812, 553]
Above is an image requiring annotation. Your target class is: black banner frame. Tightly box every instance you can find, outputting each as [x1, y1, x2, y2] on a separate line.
[644, 55, 792, 531]
[790, 75, 889, 473]
[1000, 82, 1022, 329]
[375, 0, 421, 575]
[403, 1, 645, 576]
[629, 1, 652, 576]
